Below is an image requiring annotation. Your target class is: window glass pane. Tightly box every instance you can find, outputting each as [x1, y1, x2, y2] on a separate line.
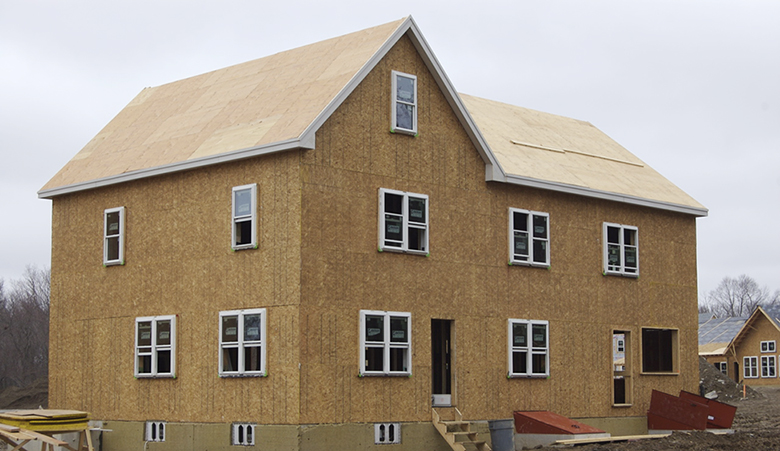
[365, 315, 384, 342]
[245, 346, 262, 371]
[513, 212, 528, 232]
[222, 316, 239, 343]
[533, 215, 547, 238]
[514, 232, 529, 258]
[512, 323, 527, 347]
[532, 324, 547, 348]
[607, 244, 621, 267]
[390, 316, 408, 343]
[235, 220, 253, 246]
[623, 229, 636, 246]
[624, 247, 637, 269]
[106, 212, 120, 236]
[396, 76, 415, 102]
[407, 226, 425, 251]
[384, 193, 403, 214]
[389, 347, 408, 372]
[384, 214, 403, 242]
[222, 347, 238, 372]
[138, 355, 152, 374]
[607, 226, 619, 244]
[396, 104, 413, 130]
[157, 350, 171, 373]
[365, 347, 384, 372]
[408, 197, 426, 224]
[137, 321, 152, 347]
[531, 353, 546, 374]
[512, 351, 527, 374]
[106, 236, 120, 261]
[234, 189, 252, 217]
[244, 314, 262, 342]
[532, 240, 547, 263]
[157, 320, 171, 346]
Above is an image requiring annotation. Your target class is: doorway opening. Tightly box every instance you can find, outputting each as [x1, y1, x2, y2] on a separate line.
[432, 319, 453, 406]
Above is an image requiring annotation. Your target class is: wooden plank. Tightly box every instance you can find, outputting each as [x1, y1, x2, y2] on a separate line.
[0, 423, 20, 432]
[554, 433, 670, 446]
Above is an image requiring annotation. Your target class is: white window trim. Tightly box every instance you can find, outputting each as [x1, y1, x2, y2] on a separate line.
[390, 70, 417, 135]
[231, 423, 256, 446]
[219, 308, 267, 377]
[378, 188, 429, 255]
[103, 206, 125, 266]
[744, 356, 759, 379]
[761, 340, 776, 353]
[603, 222, 639, 277]
[135, 315, 176, 378]
[508, 208, 550, 267]
[716, 361, 728, 375]
[145, 421, 166, 442]
[507, 319, 550, 378]
[232, 184, 257, 250]
[359, 310, 412, 377]
[761, 355, 776, 378]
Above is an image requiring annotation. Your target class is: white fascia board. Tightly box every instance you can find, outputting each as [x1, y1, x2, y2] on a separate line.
[38, 138, 308, 199]
[502, 173, 709, 217]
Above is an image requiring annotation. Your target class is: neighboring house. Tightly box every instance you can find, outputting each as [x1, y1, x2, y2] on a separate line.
[698, 313, 747, 380]
[728, 306, 780, 385]
[39, 17, 707, 451]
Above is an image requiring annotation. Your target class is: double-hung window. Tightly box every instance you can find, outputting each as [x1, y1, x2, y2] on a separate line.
[379, 188, 428, 254]
[360, 310, 411, 376]
[104, 207, 125, 265]
[761, 355, 776, 378]
[761, 340, 776, 352]
[232, 184, 257, 250]
[603, 223, 638, 276]
[135, 316, 176, 378]
[391, 71, 417, 135]
[744, 356, 758, 378]
[509, 209, 549, 267]
[219, 309, 266, 377]
[508, 319, 549, 377]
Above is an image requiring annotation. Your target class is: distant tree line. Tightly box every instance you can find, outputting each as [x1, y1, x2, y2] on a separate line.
[699, 274, 780, 317]
[0, 266, 49, 390]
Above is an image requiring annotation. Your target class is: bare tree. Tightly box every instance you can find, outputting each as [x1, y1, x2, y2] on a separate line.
[703, 274, 780, 317]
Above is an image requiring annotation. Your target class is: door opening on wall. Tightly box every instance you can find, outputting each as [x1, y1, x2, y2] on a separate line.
[432, 319, 453, 406]
[612, 331, 632, 406]
[734, 361, 740, 383]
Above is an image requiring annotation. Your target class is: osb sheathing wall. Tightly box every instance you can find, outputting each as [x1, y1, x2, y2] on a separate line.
[297, 35, 699, 424]
[733, 315, 780, 386]
[49, 152, 304, 424]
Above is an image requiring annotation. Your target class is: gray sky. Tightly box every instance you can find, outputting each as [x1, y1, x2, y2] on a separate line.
[1, 1, 778, 299]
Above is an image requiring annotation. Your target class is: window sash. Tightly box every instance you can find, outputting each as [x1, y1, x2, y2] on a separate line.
[762, 356, 776, 378]
[360, 310, 411, 376]
[761, 341, 776, 352]
[379, 189, 428, 255]
[103, 207, 125, 265]
[232, 184, 257, 250]
[603, 223, 639, 276]
[508, 319, 549, 377]
[219, 309, 266, 376]
[135, 316, 176, 377]
[744, 356, 759, 378]
[391, 71, 417, 134]
[509, 209, 549, 267]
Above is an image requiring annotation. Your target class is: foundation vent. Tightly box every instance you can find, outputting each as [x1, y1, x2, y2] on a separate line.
[145, 421, 166, 442]
[232, 423, 256, 446]
[374, 423, 401, 444]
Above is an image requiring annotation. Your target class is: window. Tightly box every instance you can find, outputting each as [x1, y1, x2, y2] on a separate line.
[716, 361, 728, 375]
[232, 184, 257, 250]
[509, 208, 549, 267]
[744, 356, 758, 378]
[761, 340, 776, 352]
[145, 421, 166, 442]
[508, 319, 549, 377]
[103, 207, 125, 265]
[603, 223, 638, 276]
[374, 423, 401, 444]
[135, 316, 176, 378]
[391, 71, 417, 135]
[641, 328, 678, 373]
[219, 309, 266, 377]
[378, 188, 428, 255]
[360, 310, 411, 376]
[762, 356, 776, 378]
[231, 423, 256, 446]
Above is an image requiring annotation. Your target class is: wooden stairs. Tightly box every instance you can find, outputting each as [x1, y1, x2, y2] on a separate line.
[432, 408, 492, 451]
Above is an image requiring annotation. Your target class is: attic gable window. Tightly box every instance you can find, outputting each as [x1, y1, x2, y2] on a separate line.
[391, 71, 417, 135]
[603, 223, 638, 277]
[135, 315, 176, 378]
[219, 308, 266, 377]
[378, 188, 428, 255]
[232, 184, 257, 250]
[509, 208, 549, 267]
[360, 310, 411, 376]
[103, 207, 125, 266]
[508, 319, 549, 378]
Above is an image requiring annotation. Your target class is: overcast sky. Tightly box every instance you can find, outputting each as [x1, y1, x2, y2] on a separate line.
[1, 1, 778, 299]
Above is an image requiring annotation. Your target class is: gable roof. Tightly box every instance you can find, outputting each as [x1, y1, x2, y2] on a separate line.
[38, 17, 706, 217]
[698, 314, 747, 356]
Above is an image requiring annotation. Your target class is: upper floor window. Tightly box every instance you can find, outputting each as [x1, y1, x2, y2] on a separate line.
[135, 315, 176, 378]
[219, 308, 266, 377]
[378, 188, 428, 255]
[761, 340, 776, 353]
[508, 319, 549, 377]
[391, 71, 417, 135]
[360, 310, 411, 376]
[603, 223, 638, 277]
[509, 208, 549, 267]
[232, 184, 257, 250]
[104, 207, 125, 265]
